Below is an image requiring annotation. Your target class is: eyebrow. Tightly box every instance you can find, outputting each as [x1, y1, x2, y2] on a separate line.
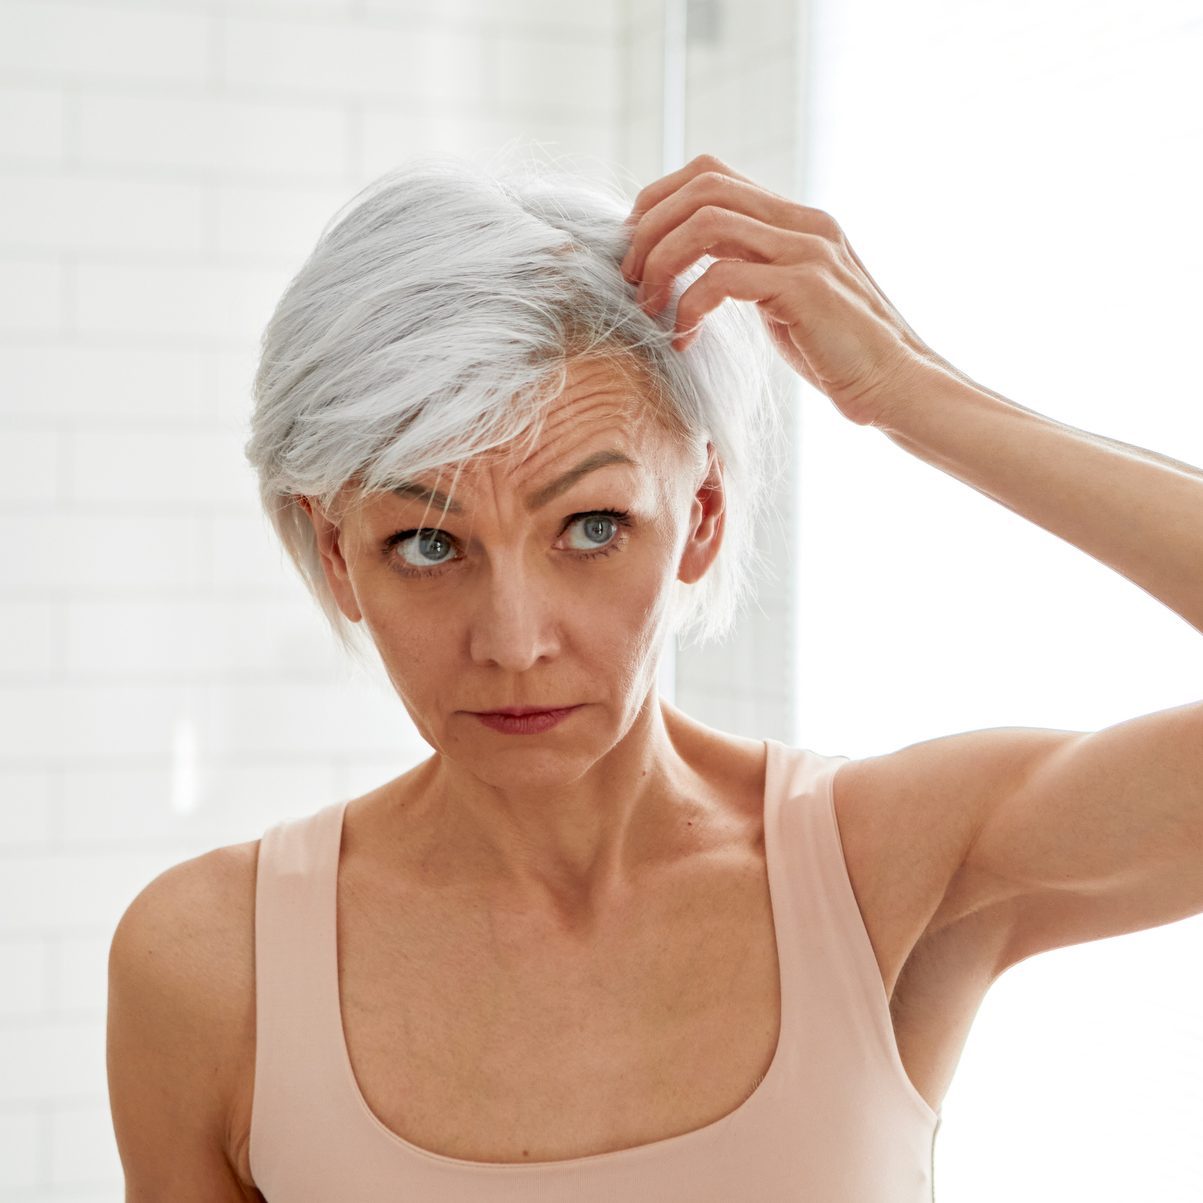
[390, 449, 639, 515]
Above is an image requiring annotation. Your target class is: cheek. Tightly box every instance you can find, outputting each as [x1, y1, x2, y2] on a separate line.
[359, 603, 440, 673]
[578, 558, 674, 651]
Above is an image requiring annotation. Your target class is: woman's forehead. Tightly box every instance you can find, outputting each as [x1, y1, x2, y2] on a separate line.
[337, 356, 693, 518]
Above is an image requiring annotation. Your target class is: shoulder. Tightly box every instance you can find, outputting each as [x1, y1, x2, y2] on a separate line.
[832, 726, 1073, 918]
[113, 839, 260, 993]
[111, 839, 261, 1184]
[831, 726, 1067, 977]
[118, 837, 259, 930]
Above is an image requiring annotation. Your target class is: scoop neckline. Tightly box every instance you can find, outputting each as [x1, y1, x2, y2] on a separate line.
[330, 736, 793, 1171]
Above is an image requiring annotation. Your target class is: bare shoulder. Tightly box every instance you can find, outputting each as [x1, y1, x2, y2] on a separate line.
[200, 840, 261, 1187]
[112, 839, 261, 1190]
[114, 839, 259, 1003]
[830, 727, 1062, 998]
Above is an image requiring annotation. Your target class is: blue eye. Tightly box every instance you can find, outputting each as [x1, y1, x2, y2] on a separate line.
[383, 508, 633, 579]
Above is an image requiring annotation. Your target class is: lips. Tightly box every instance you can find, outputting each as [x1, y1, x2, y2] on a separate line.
[473, 706, 580, 735]
[476, 705, 576, 716]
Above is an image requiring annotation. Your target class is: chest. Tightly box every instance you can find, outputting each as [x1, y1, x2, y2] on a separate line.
[226, 779, 1004, 1188]
[334, 849, 785, 1164]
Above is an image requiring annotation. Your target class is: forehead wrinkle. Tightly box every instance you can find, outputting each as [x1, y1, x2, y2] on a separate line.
[390, 446, 643, 531]
[393, 389, 648, 522]
[507, 384, 651, 481]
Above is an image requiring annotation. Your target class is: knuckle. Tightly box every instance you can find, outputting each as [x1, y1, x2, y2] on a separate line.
[796, 230, 834, 260]
[808, 207, 842, 240]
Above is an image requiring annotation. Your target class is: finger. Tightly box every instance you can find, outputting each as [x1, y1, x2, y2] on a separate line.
[625, 170, 835, 283]
[622, 154, 761, 273]
[625, 152, 757, 228]
[669, 258, 817, 347]
[639, 206, 825, 315]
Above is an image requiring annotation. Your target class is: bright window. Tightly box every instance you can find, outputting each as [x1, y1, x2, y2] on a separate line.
[799, 1, 1203, 1198]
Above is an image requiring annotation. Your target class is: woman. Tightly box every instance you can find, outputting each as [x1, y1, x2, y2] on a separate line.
[107, 152, 1203, 1201]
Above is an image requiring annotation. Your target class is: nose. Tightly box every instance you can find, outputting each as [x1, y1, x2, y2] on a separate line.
[467, 562, 563, 672]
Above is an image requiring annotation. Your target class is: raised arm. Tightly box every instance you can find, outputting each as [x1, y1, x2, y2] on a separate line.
[621, 151, 1203, 964]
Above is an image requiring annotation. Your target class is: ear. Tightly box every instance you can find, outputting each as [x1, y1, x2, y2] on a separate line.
[677, 442, 725, 586]
[295, 495, 364, 623]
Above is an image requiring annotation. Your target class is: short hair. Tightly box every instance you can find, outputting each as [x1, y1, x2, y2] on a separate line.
[244, 146, 787, 674]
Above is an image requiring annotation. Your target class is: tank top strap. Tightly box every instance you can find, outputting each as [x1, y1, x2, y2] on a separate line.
[766, 739, 940, 1128]
[248, 798, 352, 1191]
[764, 740, 859, 1011]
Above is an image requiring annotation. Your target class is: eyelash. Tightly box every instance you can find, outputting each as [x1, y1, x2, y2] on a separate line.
[382, 508, 634, 580]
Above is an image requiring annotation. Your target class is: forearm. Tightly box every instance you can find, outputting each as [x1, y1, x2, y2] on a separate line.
[877, 363, 1203, 635]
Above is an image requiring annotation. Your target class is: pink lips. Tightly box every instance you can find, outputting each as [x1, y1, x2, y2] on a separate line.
[473, 706, 581, 735]
[484, 706, 569, 716]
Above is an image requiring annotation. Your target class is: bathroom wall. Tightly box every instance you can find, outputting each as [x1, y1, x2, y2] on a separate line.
[0, 0, 809, 1197]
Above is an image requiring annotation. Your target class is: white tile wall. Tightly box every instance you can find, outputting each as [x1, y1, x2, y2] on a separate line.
[0, 0, 804, 1197]
[0, 87, 68, 161]
[0, 3, 210, 86]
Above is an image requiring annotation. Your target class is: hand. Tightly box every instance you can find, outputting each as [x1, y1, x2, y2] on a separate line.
[620, 153, 947, 429]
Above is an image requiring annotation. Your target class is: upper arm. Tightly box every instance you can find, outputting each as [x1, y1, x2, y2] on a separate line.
[960, 700, 1203, 971]
[835, 724, 1080, 990]
[106, 853, 254, 1202]
[873, 700, 1203, 978]
[842, 702, 1203, 991]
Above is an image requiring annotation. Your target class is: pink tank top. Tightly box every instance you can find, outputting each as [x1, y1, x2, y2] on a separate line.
[249, 740, 941, 1200]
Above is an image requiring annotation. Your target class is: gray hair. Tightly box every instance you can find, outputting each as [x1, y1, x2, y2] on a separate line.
[244, 146, 787, 674]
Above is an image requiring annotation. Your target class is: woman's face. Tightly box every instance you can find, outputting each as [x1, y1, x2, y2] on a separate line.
[298, 355, 725, 763]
